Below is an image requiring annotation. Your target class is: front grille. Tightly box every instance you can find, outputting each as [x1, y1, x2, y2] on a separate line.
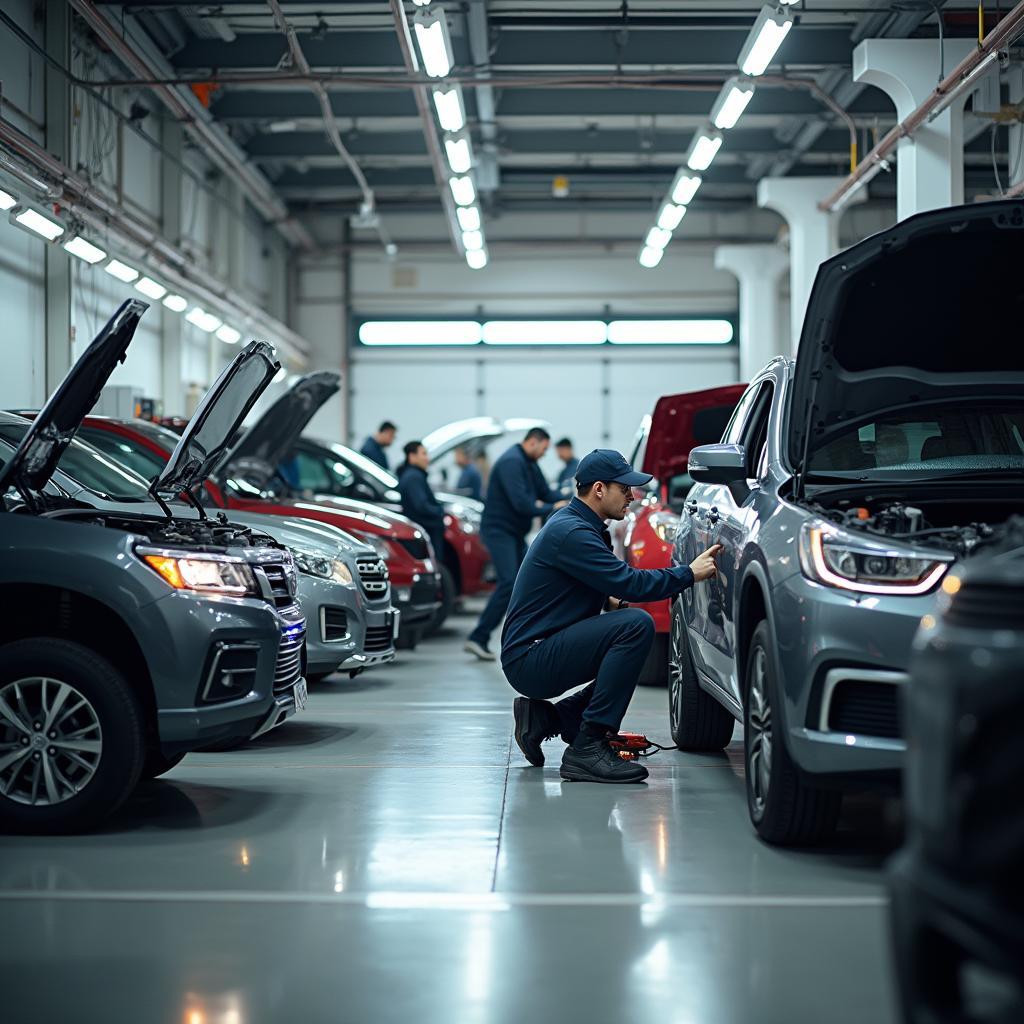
[256, 559, 297, 610]
[363, 625, 393, 652]
[396, 536, 430, 561]
[321, 607, 349, 643]
[944, 582, 1024, 630]
[356, 556, 389, 596]
[274, 623, 305, 693]
[828, 680, 902, 739]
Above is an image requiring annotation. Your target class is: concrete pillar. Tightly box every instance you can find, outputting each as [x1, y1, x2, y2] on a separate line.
[160, 117, 185, 416]
[854, 38, 976, 220]
[714, 244, 788, 380]
[1009, 64, 1024, 190]
[757, 177, 859, 352]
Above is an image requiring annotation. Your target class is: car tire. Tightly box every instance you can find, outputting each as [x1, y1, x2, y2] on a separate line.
[744, 621, 842, 846]
[141, 748, 186, 780]
[639, 632, 669, 687]
[305, 671, 333, 686]
[668, 602, 735, 750]
[424, 565, 457, 637]
[395, 627, 419, 651]
[0, 638, 145, 834]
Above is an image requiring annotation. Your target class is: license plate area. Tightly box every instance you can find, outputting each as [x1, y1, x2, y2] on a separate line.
[293, 676, 308, 712]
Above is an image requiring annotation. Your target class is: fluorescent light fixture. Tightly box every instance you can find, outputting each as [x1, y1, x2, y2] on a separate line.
[186, 307, 223, 333]
[608, 319, 734, 344]
[638, 246, 664, 269]
[711, 76, 755, 130]
[413, 6, 454, 79]
[432, 85, 466, 133]
[216, 324, 242, 344]
[63, 235, 106, 264]
[657, 204, 686, 231]
[268, 119, 297, 133]
[930, 50, 1001, 121]
[466, 248, 488, 270]
[358, 321, 482, 346]
[738, 5, 794, 77]
[456, 206, 481, 232]
[444, 132, 473, 174]
[449, 175, 476, 206]
[413, 0, 432, 5]
[13, 206, 65, 241]
[162, 294, 188, 312]
[686, 129, 723, 172]
[670, 172, 702, 206]
[482, 321, 607, 346]
[461, 229, 484, 251]
[134, 276, 167, 300]
[104, 258, 139, 283]
[645, 226, 672, 251]
[0, 189, 18, 211]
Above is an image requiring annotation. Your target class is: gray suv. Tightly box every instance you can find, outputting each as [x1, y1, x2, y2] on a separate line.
[668, 201, 1024, 845]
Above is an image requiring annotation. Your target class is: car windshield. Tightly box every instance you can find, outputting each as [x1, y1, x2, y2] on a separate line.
[807, 404, 1024, 478]
[324, 441, 398, 489]
[78, 427, 168, 481]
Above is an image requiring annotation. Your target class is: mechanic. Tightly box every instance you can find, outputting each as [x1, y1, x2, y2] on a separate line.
[464, 427, 568, 661]
[360, 420, 397, 471]
[396, 440, 446, 559]
[554, 437, 579, 489]
[454, 445, 484, 502]
[502, 449, 721, 784]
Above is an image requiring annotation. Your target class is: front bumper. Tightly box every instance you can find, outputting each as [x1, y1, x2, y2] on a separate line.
[394, 571, 442, 626]
[340, 603, 398, 670]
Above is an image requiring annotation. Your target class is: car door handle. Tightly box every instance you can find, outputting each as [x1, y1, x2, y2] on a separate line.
[684, 500, 698, 515]
[707, 506, 720, 525]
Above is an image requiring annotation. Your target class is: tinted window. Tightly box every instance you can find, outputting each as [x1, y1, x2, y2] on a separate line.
[722, 383, 764, 446]
[78, 428, 166, 481]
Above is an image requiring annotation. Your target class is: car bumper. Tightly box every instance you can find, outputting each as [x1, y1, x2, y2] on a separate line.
[394, 572, 442, 626]
[340, 603, 398, 670]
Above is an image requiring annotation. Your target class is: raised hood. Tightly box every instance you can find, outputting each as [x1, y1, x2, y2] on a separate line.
[152, 340, 279, 496]
[0, 299, 147, 495]
[790, 200, 1024, 471]
[225, 371, 339, 486]
[423, 416, 550, 460]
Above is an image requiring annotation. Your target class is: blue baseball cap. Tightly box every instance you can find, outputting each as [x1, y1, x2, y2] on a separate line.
[575, 449, 653, 487]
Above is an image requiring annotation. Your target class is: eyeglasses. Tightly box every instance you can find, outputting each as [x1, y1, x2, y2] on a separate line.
[604, 482, 633, 497]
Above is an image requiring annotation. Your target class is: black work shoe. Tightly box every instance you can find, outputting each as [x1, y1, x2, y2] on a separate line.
[513, 697, 560, 767]
[560, 730, 649, 784]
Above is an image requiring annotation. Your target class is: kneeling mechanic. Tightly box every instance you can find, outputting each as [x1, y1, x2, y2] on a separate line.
[501, 449, 721, 784]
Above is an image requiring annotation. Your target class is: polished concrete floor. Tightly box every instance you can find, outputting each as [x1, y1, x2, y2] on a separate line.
[0, 605, 903, 1024]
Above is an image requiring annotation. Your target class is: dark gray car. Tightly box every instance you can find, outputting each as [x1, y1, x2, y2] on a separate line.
[669, 201, 1024, 845]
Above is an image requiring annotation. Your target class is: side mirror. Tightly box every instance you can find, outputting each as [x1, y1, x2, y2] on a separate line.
[688, 444, 747, 485]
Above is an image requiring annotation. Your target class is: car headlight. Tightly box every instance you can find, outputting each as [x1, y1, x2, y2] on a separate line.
[649, 510, 680, 544]
[291, 548, 354, 586]
[351, 530, 391, 561]
[798, 522, 949, 595]
[137, 547, 257, 596]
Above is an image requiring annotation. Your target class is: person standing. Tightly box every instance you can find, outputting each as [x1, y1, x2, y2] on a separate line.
[554, 437, 579, 489]
[454, 445, 484, 502]
[464, 427, 567, 660]
[360, 421, 397, 471]
[396, 441, 446, 559]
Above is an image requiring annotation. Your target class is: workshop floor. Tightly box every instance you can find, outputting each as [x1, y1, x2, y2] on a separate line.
[0, 606, 902, 1024]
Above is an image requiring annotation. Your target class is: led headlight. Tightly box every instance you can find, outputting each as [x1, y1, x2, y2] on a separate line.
[291, 548, 355, 586]
[798, 522, 949, 595]
[350, 531, 392, 561]
[137, 548, 257, 596]
[649, 511, 680, 544]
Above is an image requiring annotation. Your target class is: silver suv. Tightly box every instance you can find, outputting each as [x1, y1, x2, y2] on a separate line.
[668, 201, 1024, 846]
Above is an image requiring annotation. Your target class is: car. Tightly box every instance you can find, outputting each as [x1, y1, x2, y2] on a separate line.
[0, 302, 305, 832]
[889, 517, 1024, 1023]
[611, 385, 746, 685]
[669, 200, 1024, 845]
[73, 417, 398, 682]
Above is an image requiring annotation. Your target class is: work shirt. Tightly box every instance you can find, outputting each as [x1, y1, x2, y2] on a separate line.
[456, 462, 484, 502]
[481, 444, 563, 538]
[396, 463, 446, 555]
[360, 436, 389, 471]
[501, 497, 694, 669]
[557, 456, 580, 488]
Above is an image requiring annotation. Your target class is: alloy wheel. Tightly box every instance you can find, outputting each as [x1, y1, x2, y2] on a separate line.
[668, 608, 683, 729]
[0, 677, 103, 806]
[746, 646, 773, 817]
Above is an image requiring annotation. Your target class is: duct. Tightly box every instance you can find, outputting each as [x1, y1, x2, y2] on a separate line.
[466, 0, 500, 193]
[67, 0, 315, 252]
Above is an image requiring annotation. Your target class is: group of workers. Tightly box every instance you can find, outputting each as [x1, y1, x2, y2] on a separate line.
[359, 420, 720, 784]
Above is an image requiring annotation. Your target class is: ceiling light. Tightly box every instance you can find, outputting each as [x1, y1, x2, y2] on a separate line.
[670, 172, 702, 206]
[444, 132, 473, 175]
[449, 175, 476, 206]
[63, 235, 107, 264]
[13, 206, 65, 241]
[216, 324, 242, 344]
[432, 85, 466, 133]
[456, 206, 481, 232]
[413, 6, 454, 79]
[656, 204, 686, 231]
[608, 319, 734, 344]
[359, 321, 482, 346]
[134, 276, 167, 300]
[162, 294, 188, 312]
[686, 129, 723, 172]
[104, 258, 139, 282]
[461, 229, 484, 251]
[482, 321, 606, 345]
[638, 246, 664, 269]
[0, 189, 18, 211]
[186, 307, 223, 333]
[738, 5, 794, 77]
[645, 227, 672, 250]
[711, 76, 755, 130]
[466, 249, 488, 270]
[413, 0, 432, 5]
[268, 120, 298, 133]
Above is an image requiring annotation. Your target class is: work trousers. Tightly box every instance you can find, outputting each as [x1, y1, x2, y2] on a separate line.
[468, 528, 527, 647]
[504, 608, 655, 740]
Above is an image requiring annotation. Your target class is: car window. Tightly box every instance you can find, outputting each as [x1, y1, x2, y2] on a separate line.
[741, 383, 774, 479]
[722, 383, 764, 446]
[78, 428, 166, 482]
[282, 449, 337, 493]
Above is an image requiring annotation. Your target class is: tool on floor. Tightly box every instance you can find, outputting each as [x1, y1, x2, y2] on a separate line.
[608, 732, 674, 761]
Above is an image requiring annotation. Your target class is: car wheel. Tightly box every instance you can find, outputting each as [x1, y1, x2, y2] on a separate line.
[305, 671, 333, 686]
[141, 749, 186, 780]
[668, 602, 735, 750]
[744, 621, 842, 846]
[424, 565, 457, 637]
[0, 638, 145, 834]
[395, 627, 419, 651]
[638, 632, 669, 686]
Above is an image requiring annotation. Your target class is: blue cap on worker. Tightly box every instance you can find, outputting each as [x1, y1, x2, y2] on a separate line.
[575, 449, 653, 488]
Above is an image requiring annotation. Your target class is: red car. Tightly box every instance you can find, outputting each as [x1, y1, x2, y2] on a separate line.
[614, 384, 746, 684]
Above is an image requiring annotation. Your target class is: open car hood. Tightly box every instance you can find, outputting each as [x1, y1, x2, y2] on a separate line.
[0, 299, 147, 495]
[153, 340, 279, 496]
[642, 384, 746, 481]
[424, 416, 550, 460]
[790, 200, 1024, 471]
[225, 371, 339, 487]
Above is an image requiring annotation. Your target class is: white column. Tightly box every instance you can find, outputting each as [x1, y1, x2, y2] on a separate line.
[854, 38, 976, 220]
[1009, 64, 1024, 190]
[757, 177, 858, 353]
[714, 244, 788, 381]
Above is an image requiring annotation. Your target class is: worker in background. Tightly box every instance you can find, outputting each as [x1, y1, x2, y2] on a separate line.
[464, 427, 567, 660]
[502, 449, 721, 783]
[360, 420, 397, 471]
[554, 437, 579, 490]
[396, 441, 446, 559]
[454, 445, 484, 502]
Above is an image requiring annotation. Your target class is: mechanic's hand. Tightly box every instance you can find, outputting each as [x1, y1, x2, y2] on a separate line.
[606, 597, 629, 611]
[689, 544, 722, 582]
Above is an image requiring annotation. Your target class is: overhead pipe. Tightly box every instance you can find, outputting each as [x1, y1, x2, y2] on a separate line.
[819, 1, 1024, 212]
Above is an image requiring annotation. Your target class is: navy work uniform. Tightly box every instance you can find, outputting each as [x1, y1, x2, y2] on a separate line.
[501, 452, 695, 741]
[456, 461, 484, 503]
[360, 435, 389, 471]
[396, 462, 446, 559]
[556, 455, 579, 489]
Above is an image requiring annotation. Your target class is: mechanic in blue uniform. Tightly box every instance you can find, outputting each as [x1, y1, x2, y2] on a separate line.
[464, 427, 567, 660]
[359, 420, 397, 471]
[454, 445, 484, 502]
[501, 449, 721, 784]
[396, 440, 446, 559]
[554, 437, 579, 490]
